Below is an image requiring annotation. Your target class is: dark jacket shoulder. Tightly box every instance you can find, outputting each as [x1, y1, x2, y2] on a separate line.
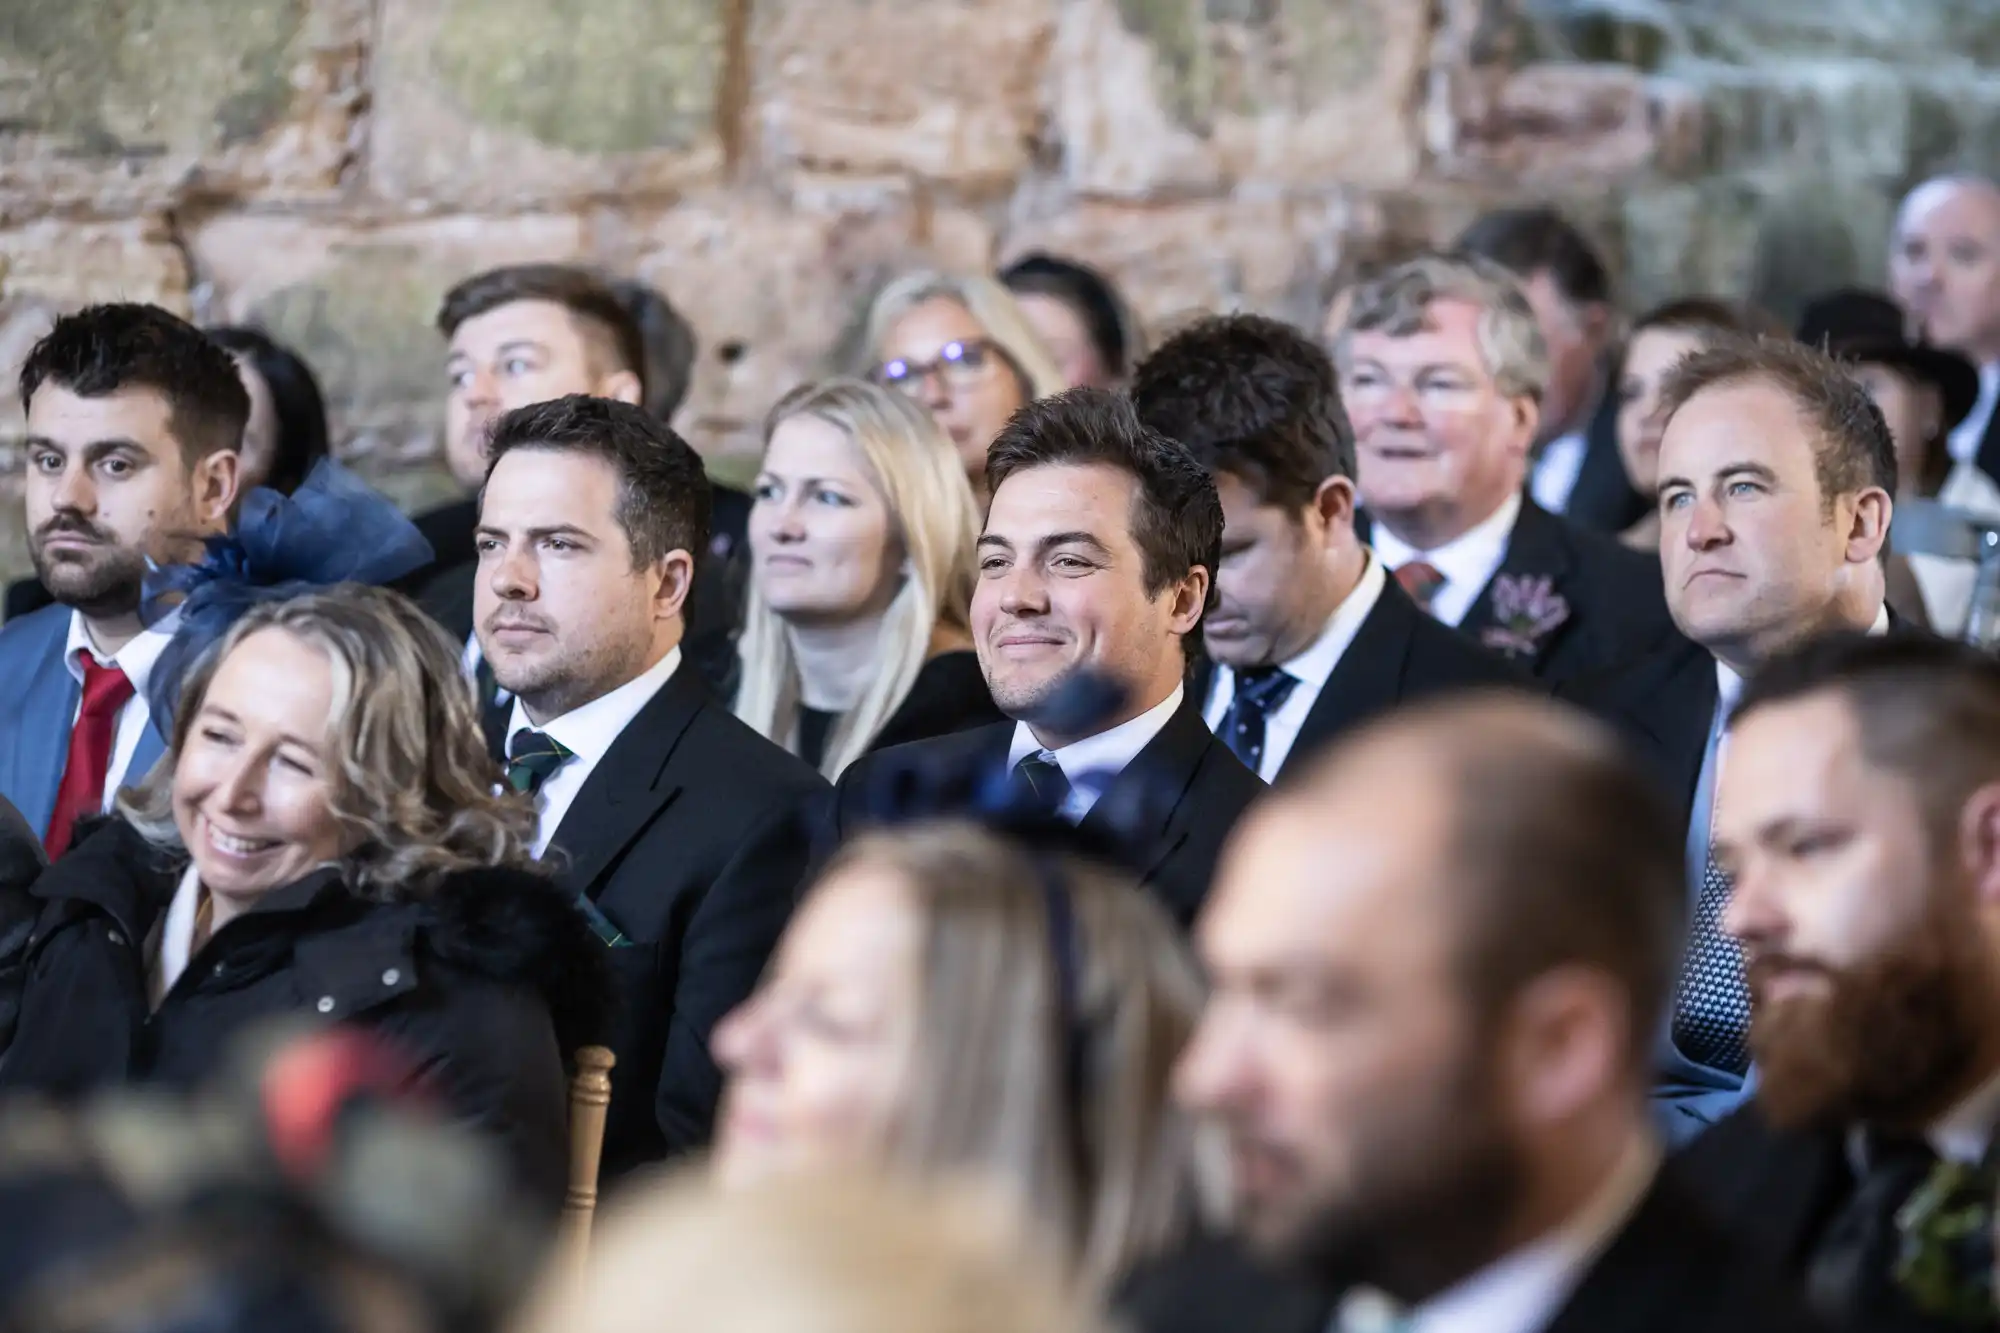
[869, 651, 1006, 754]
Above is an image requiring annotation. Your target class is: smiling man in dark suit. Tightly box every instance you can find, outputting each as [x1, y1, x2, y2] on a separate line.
[474, 394, 826, 1178]
[1338, 255, 1677, 688]
[1562, 335, 1898, 1144]
[826, 387, 1263, 925]
[1128, 313, 1523, 784]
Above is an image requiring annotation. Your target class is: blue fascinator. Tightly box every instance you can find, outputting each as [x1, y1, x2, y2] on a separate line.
[139, 459, 435, 729]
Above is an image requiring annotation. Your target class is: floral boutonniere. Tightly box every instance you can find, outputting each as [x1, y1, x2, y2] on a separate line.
[1479, 574, 1570, 659]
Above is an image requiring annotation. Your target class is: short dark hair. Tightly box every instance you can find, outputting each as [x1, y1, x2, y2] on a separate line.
[1419, 698, 1684, 1055]
[1129, 314, 1355, 510]
[206, 326, 332, 494]
[1736, 633, 2000, 840]
[1658, 333, 1899, 506]
[436, 264, 648, 392]
[484, 395, 711, 573]
[1629, 296, 1787, 344]
[20, 303, 250, 462]
[1454, 207, 1613, 308]
[610, 278, 698, 421]
[985, 387, 1223, 630]
[1000, 252, 1132, 379]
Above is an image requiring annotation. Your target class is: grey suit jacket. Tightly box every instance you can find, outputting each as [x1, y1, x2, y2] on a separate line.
[0, 605, 168, 844]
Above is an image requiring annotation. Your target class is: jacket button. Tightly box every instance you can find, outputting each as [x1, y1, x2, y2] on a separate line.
[316, 996, 335, 1014]
[381, 968, 401, 987]
[106, 930, 124, 947]
[212, 962, 226, 977]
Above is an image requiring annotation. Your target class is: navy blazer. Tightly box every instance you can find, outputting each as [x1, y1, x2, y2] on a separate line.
[0, 605, 168, 845]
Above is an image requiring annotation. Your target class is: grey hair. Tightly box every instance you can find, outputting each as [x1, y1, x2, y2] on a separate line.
[119, 584, 540, 900]
[1337, 253, 1551, 402]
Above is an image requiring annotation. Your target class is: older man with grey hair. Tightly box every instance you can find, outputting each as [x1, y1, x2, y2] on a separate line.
[1337, 253, 1677, 685]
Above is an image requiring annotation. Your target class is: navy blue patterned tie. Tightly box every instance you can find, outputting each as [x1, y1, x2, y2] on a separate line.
[1012, 751, 1073, 814]
[1672, 850, 1751, 1074]
[1222, 667, 1300, 774]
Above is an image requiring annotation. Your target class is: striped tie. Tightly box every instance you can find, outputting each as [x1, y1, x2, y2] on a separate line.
[507, 729, 573, 796]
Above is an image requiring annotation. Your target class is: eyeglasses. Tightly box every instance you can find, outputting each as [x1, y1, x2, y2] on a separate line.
[873, 338, 1009, 396]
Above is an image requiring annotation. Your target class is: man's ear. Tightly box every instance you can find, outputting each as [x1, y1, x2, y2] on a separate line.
[1960, 783, 2000, 913]
[652, 548, 696, 624]
[1169, 566, 1210, 638]
[1312, 475, 1357, 530]
[196, 448, 242, 530]
[1844, 488, 1893, 566]
[602, 369, 645, 408]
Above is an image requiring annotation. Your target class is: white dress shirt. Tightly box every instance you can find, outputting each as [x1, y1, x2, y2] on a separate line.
[1203, 555, 1388, 781]
[1370, 492, 1524, 628]
[1005, 684, 1184, 822]
[1530, 431, 1589, 516]
[65, 611, 175, 809]
[505, 647, 682, 858]
[1336, 1136, 1661, 1333]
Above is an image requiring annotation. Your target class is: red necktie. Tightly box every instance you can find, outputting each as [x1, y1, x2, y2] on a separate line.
[46, 657, 135, 857]
[1394, 560, 1446, 615]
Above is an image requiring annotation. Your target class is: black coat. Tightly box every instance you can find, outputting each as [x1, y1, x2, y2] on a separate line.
[1562, 381, 1651, 535]
[1192, 576, 1533, 783]
[0, 819, 611, 1209]
[824, 690, 1265, 927]
[1558, 634, 1718, 830]
[0, 794, 45, 1052]
[486, 664, 827, 1178]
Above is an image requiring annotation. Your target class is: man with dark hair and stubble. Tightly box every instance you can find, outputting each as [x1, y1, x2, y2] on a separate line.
[1156, 695, 1821, 1333]
[825, 387, 1264, 924]
[1563, 335, 1901, 1143]
[1130, 314, 1524, 784]
[1455, 206, 1643, 533]
[1681, 634, 2000, 1332]
[0, 304, 244, 854]
[473, 394, 825, 1176]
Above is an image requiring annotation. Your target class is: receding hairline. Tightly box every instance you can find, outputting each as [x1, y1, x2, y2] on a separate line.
[1899, 174, 2000, 226]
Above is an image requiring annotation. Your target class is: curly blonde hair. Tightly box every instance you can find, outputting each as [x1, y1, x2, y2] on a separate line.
[119, 584, 539, 898]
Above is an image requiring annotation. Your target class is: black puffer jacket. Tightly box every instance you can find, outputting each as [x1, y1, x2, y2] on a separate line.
[0, 795, 46, 1053]
[0, 819, 612, 1209]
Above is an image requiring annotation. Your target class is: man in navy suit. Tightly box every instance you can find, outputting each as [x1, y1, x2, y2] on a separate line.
[1129, 313, 1523, 784]
[0, 305, 244, 853]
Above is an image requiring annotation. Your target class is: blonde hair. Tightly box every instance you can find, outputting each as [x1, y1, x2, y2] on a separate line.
[513, 1167, 1112, 1333]
[1338, 253, 1552, 402]
[863, 270, 1068, 403]
[817, 822, 1205, 1290]
[121, 584, 538, 898]
[734, 379, 984, 780]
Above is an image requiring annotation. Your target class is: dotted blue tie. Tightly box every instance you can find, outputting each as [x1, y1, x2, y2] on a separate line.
[1223, 667, 1300, 774]
[1672, 850, 1751, 1074]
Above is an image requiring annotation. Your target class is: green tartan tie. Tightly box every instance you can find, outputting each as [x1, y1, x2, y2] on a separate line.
[506, 729, 573, 795]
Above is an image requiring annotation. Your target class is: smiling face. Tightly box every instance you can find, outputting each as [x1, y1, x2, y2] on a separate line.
[750, 414, 902, 625]
[1615, 326, 1709, 501]
[712, 859, 923, 1187]
[172, 628, 349, 921]
[25, 384, 237, 620]
[1342, 299, 1537, 549]
[1656, 378, 1872, 664]
[972, 462, 1201, 741]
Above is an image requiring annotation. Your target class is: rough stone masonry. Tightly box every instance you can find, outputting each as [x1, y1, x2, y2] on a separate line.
[0, 0, 1998, 585]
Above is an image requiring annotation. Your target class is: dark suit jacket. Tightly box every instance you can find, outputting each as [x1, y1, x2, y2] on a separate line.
[486, 664, 827, 1177]
[1194, 576, 1533, 783]
[824, 691, 1265, 926]
[1561, 379, 1651, 535]
[1975, 388, 2000, 489]
[1117, 1170, 1825, 1333]
[1559, 634, 1718, 831]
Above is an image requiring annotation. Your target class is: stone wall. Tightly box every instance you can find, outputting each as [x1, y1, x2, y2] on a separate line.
[0, 0, 1997, 582]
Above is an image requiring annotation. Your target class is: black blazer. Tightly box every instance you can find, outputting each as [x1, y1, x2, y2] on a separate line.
[487, 664, 828, 1177]
[1559, 634, 1719, 830]
[1562, 381, 1651, 535]
[824, 690, 1265, 926]
[1193, 576, 1533, 783]
[1974, 392, 2000, 490]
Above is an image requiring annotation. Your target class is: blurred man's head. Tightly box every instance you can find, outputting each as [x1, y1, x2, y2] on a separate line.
[1455, 208, 1617, 444]
[437, 264, 647, 490]
[1176, 696, 1681, 1302]
[1721, 635, 2000, 1134]
[21, 304, 245, 623]
[1338, 255, 1546, 551]
[1888, 176, 2000, 367]
[1130, 314, 1362, 670]
[1654, 335, 1896, 673]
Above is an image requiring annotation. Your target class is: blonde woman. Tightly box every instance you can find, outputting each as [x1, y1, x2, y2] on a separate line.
[0, 586, 607, 1208]
[713, 821, 1206, 1292]
[864, 270, 1066, 501]
[735, 379, 1002, 779]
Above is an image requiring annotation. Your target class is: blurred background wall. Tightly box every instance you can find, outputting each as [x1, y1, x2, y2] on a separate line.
[0, 0, 1996, 581]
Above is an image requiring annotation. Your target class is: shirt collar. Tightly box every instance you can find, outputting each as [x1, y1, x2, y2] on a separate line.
[1370, 491, 1523, 591]
[1713, 604, 1890, 719]
[66, 609, 179, 699]
[1274, 553, 1387, 692]
[1929, 1066, 2000, 1165]
[505, 646, 682, 764]
[1007, 682, 1184, 777]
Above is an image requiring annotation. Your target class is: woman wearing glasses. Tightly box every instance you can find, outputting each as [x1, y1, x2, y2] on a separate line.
[863, 272, 1066, 504]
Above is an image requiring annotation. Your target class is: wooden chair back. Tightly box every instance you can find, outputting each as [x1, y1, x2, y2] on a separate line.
[554, 1045, 616, 1270]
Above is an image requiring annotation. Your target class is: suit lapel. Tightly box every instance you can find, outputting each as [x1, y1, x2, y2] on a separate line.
[12, 615, 82, 838]
[1976, 390, 2000, 488]
[1460, 500, 1577, 671]
[1281, 581, 1418, 779]
[1636, 648, 1718, 812]
[1079, 692, 1213, 883]
[545, 667, 709, 899]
